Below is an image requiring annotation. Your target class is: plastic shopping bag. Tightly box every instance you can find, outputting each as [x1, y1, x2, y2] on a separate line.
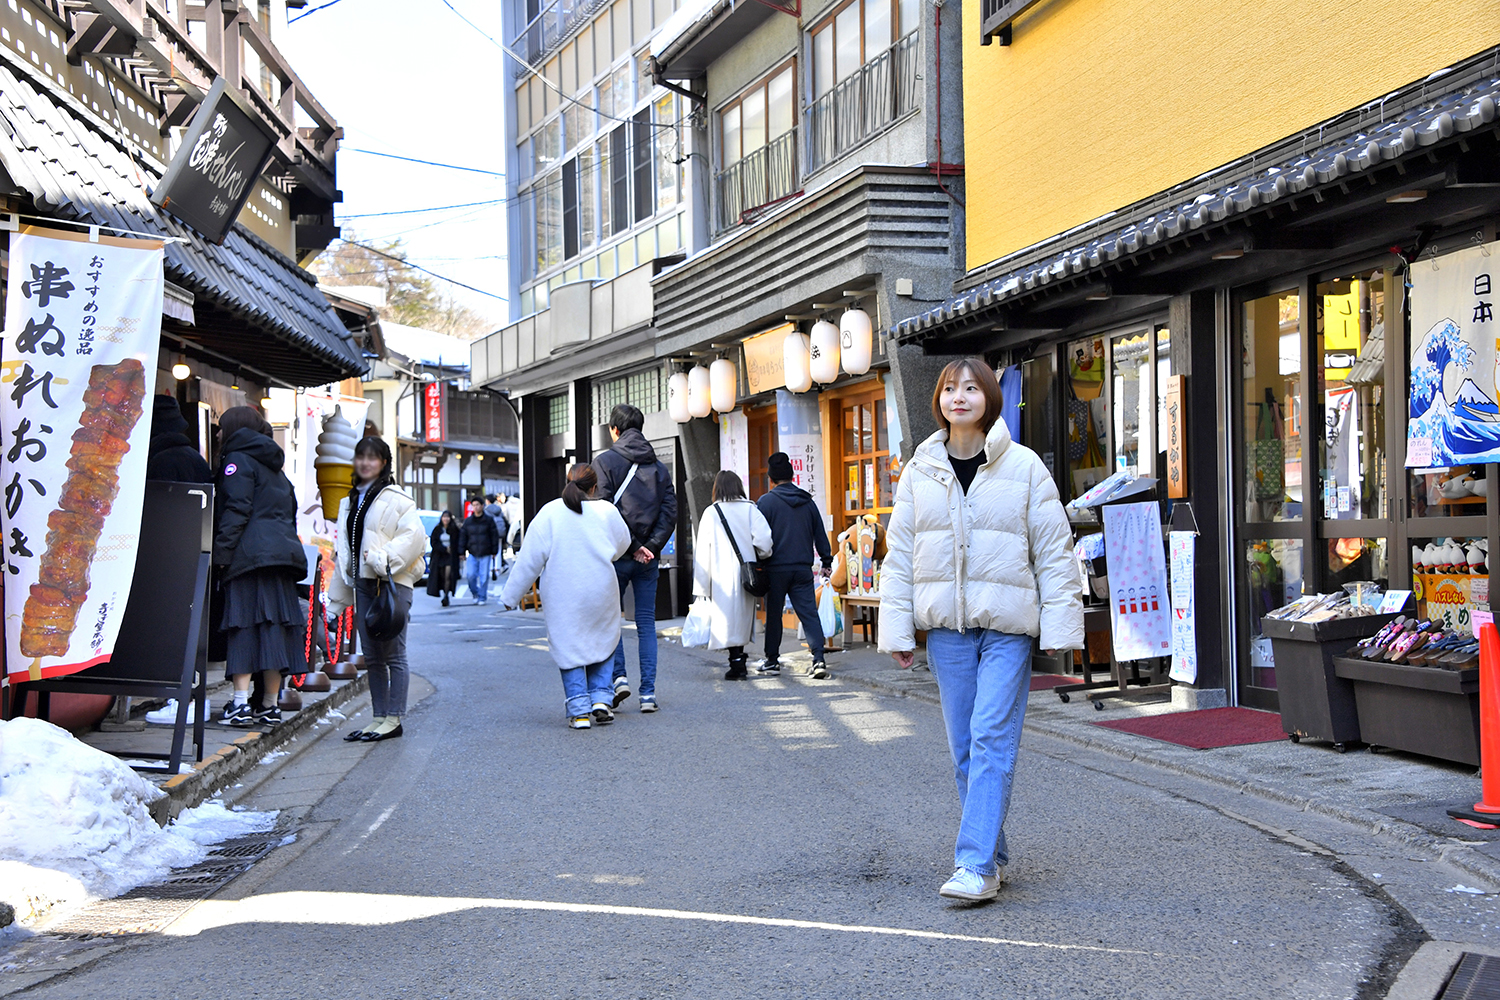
[682, 600, 712, 648]
[818, 584, 841, 639]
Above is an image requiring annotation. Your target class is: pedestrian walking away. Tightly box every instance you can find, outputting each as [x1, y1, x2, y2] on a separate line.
[755, 452, 834, 679]
[211, 406, 310, 729]
[460, 499, 501, 604]
[879, 358, 1083, 902]
[328, 437, 426, 743]
[485, 493, 511, 571]
[426, 510, 462, 607]
[499, 464, 631, 728]
[591, 403, 677, 713]
[692, 471, 774, 680]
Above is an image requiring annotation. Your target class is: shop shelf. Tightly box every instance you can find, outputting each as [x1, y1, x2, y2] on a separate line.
[1331, 656, 1480, 766]
[1262, 614, 1396, 749]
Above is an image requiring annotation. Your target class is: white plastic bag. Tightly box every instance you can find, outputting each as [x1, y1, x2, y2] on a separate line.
[682, 601, 712, 648]
[818, 584, 840, 638]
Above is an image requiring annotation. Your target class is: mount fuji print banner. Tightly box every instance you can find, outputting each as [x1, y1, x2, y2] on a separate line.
[1407, 240, 1500, 466]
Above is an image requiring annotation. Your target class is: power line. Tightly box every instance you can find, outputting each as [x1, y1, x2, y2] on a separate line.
[333, 237, 509, 302]
[288, 0, 347, 22]
[344, 147, 506, 177]
[342, 199, 506, 218]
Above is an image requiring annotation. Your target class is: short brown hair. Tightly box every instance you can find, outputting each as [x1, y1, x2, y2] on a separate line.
[931, 358, 1004, 434]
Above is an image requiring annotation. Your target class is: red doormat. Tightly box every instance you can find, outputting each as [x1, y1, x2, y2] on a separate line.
[1029, 674, 1075, 691]
[1092, 707, 1284, 749]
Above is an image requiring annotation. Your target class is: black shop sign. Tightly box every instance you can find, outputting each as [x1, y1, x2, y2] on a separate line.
[150, 78, 278, 244]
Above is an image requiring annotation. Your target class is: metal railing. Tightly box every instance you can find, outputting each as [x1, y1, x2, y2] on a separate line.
[512, 0, 611, 69]
[714, 129, 800, 231]
[805, 32, 919, 175]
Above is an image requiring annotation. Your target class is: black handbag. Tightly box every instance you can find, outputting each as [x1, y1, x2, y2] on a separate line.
[365, 570, 408, 641]
[714, 503, 769, 597]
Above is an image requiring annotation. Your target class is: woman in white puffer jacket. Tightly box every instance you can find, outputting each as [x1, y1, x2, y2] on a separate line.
[880, 358, 1083, 902]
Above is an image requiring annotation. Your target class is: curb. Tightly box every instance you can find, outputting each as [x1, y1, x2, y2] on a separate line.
[148, 672, 369, 825]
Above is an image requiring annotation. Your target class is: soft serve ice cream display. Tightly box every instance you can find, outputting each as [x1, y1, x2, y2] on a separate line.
[314, 406, 358, 519]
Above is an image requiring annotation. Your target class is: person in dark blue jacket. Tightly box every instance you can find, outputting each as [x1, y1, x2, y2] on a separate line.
[755, 452, 833, 679]
[591, 404, 677, 713]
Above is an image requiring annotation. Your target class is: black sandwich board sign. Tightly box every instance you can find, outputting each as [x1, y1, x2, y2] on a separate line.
[150, 77, 279, 244]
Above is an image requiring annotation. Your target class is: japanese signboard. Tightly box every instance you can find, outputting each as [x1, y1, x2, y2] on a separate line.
[1102, 501, 1172, 661]
[1407, 240, 1500, 465]
[2, 228, 164, 680]
[1163, 374, 1186, 499]
[744, 324, 793, 396]
[776, 389, 830, 531]
[424, 380, 447, 443]
[150, 77, 279, 244]
[1168, 530, 1197, 683]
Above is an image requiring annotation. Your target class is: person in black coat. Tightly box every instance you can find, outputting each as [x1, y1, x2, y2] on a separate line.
[426, 510, 463, 606]
[213, 406, 309, 728]
[755, 452, 834, 678]
[459, 503, 501, 604]
[146, 394, 212, 483]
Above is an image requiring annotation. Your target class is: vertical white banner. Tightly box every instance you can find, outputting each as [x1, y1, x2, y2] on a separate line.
[1102, 501, 1171, 661]
[2, 228, 163, 680]
[719, 409, 749, 488]
[1168, 530, 1197, 684]
[776, 389, 830, 531]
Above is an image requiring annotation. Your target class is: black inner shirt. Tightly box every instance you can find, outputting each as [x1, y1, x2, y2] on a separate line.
[948, 451, 984, 495]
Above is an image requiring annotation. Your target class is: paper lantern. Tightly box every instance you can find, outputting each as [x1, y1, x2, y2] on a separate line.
[783, 328, 813, 393]
[687, 365, 712, 419]
[809, 320, 840, 385]
[840, 308, 873, 376]
[668, 371, 691, 423]
[710, 358, 738, 413]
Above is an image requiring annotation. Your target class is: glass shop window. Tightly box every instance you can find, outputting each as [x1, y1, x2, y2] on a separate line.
[1109, 329, 1150, 477]
[1245, 538, 1304, 690]
[837, 389, 893, 534]
[1021, 350, 1057, 479]
[1064, 335, 1107, 505]
[1242, 289, 1303, 523]
[1317, 273, 1387, 521]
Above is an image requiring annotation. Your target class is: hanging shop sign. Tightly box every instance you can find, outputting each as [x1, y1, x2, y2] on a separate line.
[150, 77, 279, 245]
[776, 389, 830, 530]
[1168, 529, 1197, 684]
[719, 409, 749, 486]
[424, 380, 447, 443]
[744, 323, 793, 396]
[1163, 374, 1187, 499]
[1102, 501, 1172, 661]
[1407, 240, 1500, 466]
[2, 227, 164, 681]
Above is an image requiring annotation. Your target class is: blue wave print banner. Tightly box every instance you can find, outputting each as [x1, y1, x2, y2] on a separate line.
[1408, 241, 1500, 467]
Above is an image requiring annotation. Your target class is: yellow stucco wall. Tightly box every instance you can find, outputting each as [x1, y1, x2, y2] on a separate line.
[965, 0, 1500, 270]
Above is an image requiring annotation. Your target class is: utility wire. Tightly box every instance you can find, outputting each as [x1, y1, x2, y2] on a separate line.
[342, 199, 506, 218]
[289, 0, 347, 22]
[344, 147, 506, 177]
[333, 237, 509, 302]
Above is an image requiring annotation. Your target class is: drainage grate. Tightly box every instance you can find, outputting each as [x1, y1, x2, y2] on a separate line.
[1441, 953, 1500, 999]
[116, 832, 285, 902]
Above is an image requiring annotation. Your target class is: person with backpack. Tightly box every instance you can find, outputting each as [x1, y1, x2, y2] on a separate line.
[499, 464, 631, 729]
[692, 470, 774, 680]
[755, 453, 833, 679]
[484, 494, 511, 572]
[591, 404, 677, 713]
[460, 499, 501, 605]
[879, 358, 1083, 902]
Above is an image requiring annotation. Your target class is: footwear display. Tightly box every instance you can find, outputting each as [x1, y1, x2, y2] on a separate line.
[570, 716, 592, 729]
[220, 702, 254, 727]
[591, 703, 615, 725]
[612, 676, 632, 707]
[809, 660, 829, 680]
[938, 867, 1002, 901]
[640, 697, 658, 713]
[253, 705, 283, 726]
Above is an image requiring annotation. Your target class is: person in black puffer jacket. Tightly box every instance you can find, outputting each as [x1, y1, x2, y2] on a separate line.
[459, 503, 501, 604]
[755, 452, 834, 678]
[426, 509, 463, 605]
[213, 406, 309, 729]
[146, 394, 212, 484]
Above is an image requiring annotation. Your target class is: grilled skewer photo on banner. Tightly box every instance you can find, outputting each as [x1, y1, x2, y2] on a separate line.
[1, 227, 164, 681]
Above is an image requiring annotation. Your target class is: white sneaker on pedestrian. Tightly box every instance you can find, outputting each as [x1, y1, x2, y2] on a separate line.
[639, 697, 658, 713]
[938, 867, 1002, 901]
[591, 703, 615, 725]
[569, 716, 592, 730]
[612, 676, 632, 707]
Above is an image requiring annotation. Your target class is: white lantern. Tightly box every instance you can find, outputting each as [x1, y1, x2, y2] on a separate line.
[783, 328, 813, 393]
[687, 365, 713, 419]
[809, 320, 840, 384]
[840, 308, 874, 375]
[709, 358, 738, 413]
[668, 371, 691, 423]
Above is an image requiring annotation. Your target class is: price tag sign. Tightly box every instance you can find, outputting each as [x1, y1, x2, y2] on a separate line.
[1378, 589, 1413, 613]
[1473, 610, 1495, 638]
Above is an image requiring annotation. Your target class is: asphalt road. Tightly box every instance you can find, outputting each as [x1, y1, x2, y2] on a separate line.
[27, 592, 1415, 999]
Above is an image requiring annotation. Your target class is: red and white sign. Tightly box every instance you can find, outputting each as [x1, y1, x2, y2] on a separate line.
[424, 381, 446, 443]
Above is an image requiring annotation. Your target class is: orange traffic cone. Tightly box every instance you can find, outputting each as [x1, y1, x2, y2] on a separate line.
[1450, 621, 1500, 825]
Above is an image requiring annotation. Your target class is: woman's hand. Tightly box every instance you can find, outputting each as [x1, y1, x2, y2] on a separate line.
[892, 650, 916, 669]
[365, 548, 390, 576]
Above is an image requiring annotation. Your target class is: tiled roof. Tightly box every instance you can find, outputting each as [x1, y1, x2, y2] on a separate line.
[0, 64, 365, 383]
[893, 70, 1500, 341]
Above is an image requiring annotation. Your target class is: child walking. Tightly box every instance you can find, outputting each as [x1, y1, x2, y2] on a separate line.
[500, 464, 631, 728]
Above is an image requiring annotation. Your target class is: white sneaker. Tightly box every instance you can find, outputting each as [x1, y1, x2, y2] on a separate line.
[146, 699, 202, 725]
[611, 676, 632, 707]
[938, 867, 1002, 901]
[591, 703, 615, 725]
[569, 716, 592, 730]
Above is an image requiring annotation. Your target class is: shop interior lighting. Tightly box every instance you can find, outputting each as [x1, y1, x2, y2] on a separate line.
[171, 362, 191, 380]
[260, 396, 274, 410]
[1387, 190, 1429, 203]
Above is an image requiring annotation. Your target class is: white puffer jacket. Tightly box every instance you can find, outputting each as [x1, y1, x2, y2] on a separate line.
[326, 484, 428, 614]
[878, 419, 1084, 653]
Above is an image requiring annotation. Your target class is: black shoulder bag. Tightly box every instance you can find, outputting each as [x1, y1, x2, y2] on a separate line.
[714, 502, 769, 597]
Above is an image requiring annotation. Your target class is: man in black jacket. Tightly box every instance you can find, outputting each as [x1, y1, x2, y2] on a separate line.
[459, 501, 501, 605]
[146, 394, 212, 483]
[756, 452, 833, 679]
[591, 404, 677, 713]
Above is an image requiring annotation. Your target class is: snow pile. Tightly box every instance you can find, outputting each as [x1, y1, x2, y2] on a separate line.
[0, 718, 276, 927]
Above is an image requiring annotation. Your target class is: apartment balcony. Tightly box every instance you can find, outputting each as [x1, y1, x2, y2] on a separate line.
[714, 129, 799, 232]
[513, 0, 611, 69]
[805, 32, 919, 175]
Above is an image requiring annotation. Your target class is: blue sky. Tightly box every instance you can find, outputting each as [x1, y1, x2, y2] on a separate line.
[276, 0, 511, 328]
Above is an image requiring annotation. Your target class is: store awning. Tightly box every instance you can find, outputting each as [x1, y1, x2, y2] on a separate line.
[893, 63, 1500, 343]
[0, 65, 365, 387]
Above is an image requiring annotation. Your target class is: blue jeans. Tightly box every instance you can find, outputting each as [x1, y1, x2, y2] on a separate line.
[560, 660, 614, 719]
[925, 628, 1033, 876]
[466, 554, 493, 602]
[610, 557, 658, 698]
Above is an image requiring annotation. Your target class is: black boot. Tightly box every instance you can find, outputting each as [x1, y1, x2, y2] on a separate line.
[724, 648, 748, 681]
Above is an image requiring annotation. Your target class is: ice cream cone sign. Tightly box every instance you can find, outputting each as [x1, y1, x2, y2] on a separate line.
[315, 406, 358, 519]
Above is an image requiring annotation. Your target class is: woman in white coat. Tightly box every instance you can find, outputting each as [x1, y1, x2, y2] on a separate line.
[693, 470, 774, 680]
[879, 358, 1083, 902]
[500, 464, 632, 728]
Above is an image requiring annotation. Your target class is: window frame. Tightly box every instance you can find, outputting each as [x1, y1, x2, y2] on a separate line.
[807, 0, 914, 100]
[716, 58, 798, 173]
